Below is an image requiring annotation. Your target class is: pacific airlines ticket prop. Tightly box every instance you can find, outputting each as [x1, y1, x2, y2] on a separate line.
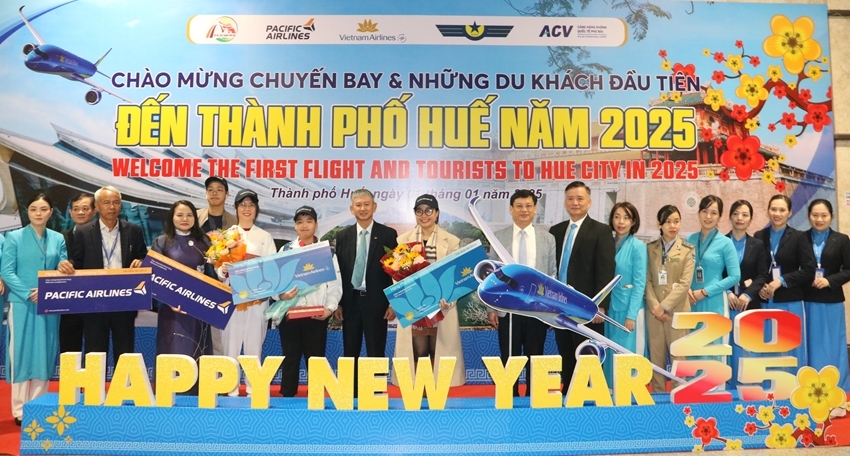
[385, 240, 487, 328]
[142, 251, 235, 329]
[37, 268, 153, 314]
[229, 241, 337, 305]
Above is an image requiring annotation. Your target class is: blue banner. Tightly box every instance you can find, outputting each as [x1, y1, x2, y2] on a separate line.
[142, 251, 234, 329]
[229, 241, 337, 304]
[37, 268, 152, 314]
[386, 240, 487, 328]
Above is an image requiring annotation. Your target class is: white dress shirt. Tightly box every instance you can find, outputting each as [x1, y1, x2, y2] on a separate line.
[511, 224, 537, 269]
[99, 220, 122, 269]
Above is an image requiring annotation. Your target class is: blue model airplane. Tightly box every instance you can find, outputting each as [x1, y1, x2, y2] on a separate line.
[468, 196, 683, 383]
[18, 5, 131, 105]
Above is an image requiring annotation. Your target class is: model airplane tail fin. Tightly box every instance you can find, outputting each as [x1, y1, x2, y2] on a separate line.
[94, 48, 112, 67]
[591, 274, 621, 308]
[468, 197, 515, 264]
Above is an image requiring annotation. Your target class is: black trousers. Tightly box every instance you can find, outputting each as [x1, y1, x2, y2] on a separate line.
[555, 321, 604, 393]
[497, 314, 548, 396]
[83, 311, 137, 366]
[341, 292, 388, 358]
[278, 316, 328, 397]
[59, 313, 85, 353]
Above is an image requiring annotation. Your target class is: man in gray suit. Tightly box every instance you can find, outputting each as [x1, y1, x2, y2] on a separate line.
[487, 189, 557, 396]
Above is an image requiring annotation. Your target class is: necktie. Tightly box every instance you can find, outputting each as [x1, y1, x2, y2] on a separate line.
[351, 229, 367, 289]
[518, 230, 528, 266]
[558, 223, 578, 283]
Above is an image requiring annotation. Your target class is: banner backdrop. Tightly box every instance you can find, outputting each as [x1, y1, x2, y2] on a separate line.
[0, 0, 835, 330]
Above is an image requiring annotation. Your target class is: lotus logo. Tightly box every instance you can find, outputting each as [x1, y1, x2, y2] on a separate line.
[461, 267, 473, 276]
[303, 263, 315, 271]
[133, 281, 147, 295]
[357, 20, 378, 33]
[239, 290, 249, 299]
[537, 283, 545, 296]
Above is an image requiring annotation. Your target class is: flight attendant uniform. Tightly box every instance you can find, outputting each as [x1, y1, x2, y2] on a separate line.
[603, 234, 647, 386]
[645, 237, 695, 392]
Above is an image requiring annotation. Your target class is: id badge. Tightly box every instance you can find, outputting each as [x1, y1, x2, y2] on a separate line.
[771, 265, 782, 281]
[695, 266, 704, 283]
[658, 269, 668, 286]
[815, 268, 825, 280]
[733, 284, 740, 295]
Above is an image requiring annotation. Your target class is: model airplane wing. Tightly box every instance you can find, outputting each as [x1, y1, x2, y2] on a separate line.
[71, 74, 134, 104]
[18, 6, 46, 45]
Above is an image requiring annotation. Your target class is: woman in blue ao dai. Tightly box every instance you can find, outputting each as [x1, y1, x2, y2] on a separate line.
[685, 195, 740, 369]
[603, 202, 647, 386]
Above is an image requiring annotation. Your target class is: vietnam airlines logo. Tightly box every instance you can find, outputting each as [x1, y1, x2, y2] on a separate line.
[133, 281, 147, 295]
[303, 263, 315, 271]
[461, 267, 473, 276]
[357, 19, 378, 33]
[537, 283, 545, 296]
[436, 22, 513, 41]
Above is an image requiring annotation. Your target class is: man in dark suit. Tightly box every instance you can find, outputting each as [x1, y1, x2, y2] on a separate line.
[549, 181, 615, 392]
[72, 186, 148, 366]
[333, 189, 398, 364]
[60, 192, 95, 354]
[487, 189, 557, 396]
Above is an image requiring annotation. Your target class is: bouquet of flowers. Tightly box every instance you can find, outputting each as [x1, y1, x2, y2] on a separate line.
[381, 242, 429, 282]
[205, 227, 247, 267]
[380, 242, 443, 328]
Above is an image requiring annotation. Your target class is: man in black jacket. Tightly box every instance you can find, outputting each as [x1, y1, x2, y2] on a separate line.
[60, 193, 95, 354]
[72, 186, 148, 366]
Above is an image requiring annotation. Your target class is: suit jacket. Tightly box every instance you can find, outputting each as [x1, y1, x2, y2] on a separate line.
[550, 216, 616, 309]
[72, 220, 148, 270]
[645, 238, 695, 314]
[335, 221, 398, 312]
[803, 228, 850, 303]
[63, 228, 75, 260]
[754, 226, 815, 303]
[725, 233, 769, 310]
[197, 207, 238, 232]
[491, 225, 557, 317]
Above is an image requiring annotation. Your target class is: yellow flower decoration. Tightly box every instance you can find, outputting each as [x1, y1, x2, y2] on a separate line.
[745, 118, 759, 132]
[671, 92, 682, 102]
[794, 413, 811, 430]
[778, 153, 787, 162]
[785, 135, 797, 148]
[661, 60, 672, 72]
[735, 404, 744, 414]
[736, 74, 769, 108]
[815, 428, 823, 437]
[24, 419, 44, 441]
[42, 439, 54, 451]
[762, 170, 776, 184]
[685, 415, 696, 427]
[660, 93, 669, 102]
[703, 48, 711, 56]
[65, 435, 73, 444]
[806, 65, 822, 82]
[788, 82, 797, 90]
[766, 65, 783, 83]
[767, 158, 779, 170]
[704, 88, 726, 111]
[45, 405, 77, 436]
[821, 56, 829, 64]
[790, 366, 847, 423]
[725, 54, 743, 73]
[725, 439, 743, 450]
[762, 14, 822, 74]
[706, 170, 716, 179]
[757, 405, 776, 424]
[693, 444, 704, 452]
[765, 423, 797, 449]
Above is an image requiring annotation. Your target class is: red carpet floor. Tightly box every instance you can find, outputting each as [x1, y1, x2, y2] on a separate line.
[0, 382, 846, 455]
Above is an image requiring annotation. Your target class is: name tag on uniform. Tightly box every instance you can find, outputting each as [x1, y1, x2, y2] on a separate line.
[658, 269, 668, 286]
[815, 268, 825, 280]
[771, 265, 782, 281]
[733, 284, 740, 295]
[695, 266, 704, 283]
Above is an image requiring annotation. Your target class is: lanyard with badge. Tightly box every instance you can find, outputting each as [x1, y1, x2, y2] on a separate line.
[695, 229, 717, 283]
[659, 239, 674, 286]
[732, 235, 745, 295]
[103, 231, 120, 267]
[769, 229, 783, 281]
[812, 230, 828, 280]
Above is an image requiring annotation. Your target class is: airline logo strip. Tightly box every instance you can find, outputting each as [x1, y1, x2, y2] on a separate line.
[187, 15, 627, 46]
[37, 268, 153, 315]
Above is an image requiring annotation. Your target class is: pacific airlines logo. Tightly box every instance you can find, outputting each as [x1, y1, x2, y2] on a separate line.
[266, 18, 315, 41]
[44, 282, 147, 300]
[218, 301, 231, 314]
[207, 17, 238, 43]
[133, 281, 147, 295]
[436, 22, 513, 41]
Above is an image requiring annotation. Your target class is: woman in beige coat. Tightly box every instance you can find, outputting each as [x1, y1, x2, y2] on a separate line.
[391, 194, 465, 387]
[645, 205, 694, 393]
